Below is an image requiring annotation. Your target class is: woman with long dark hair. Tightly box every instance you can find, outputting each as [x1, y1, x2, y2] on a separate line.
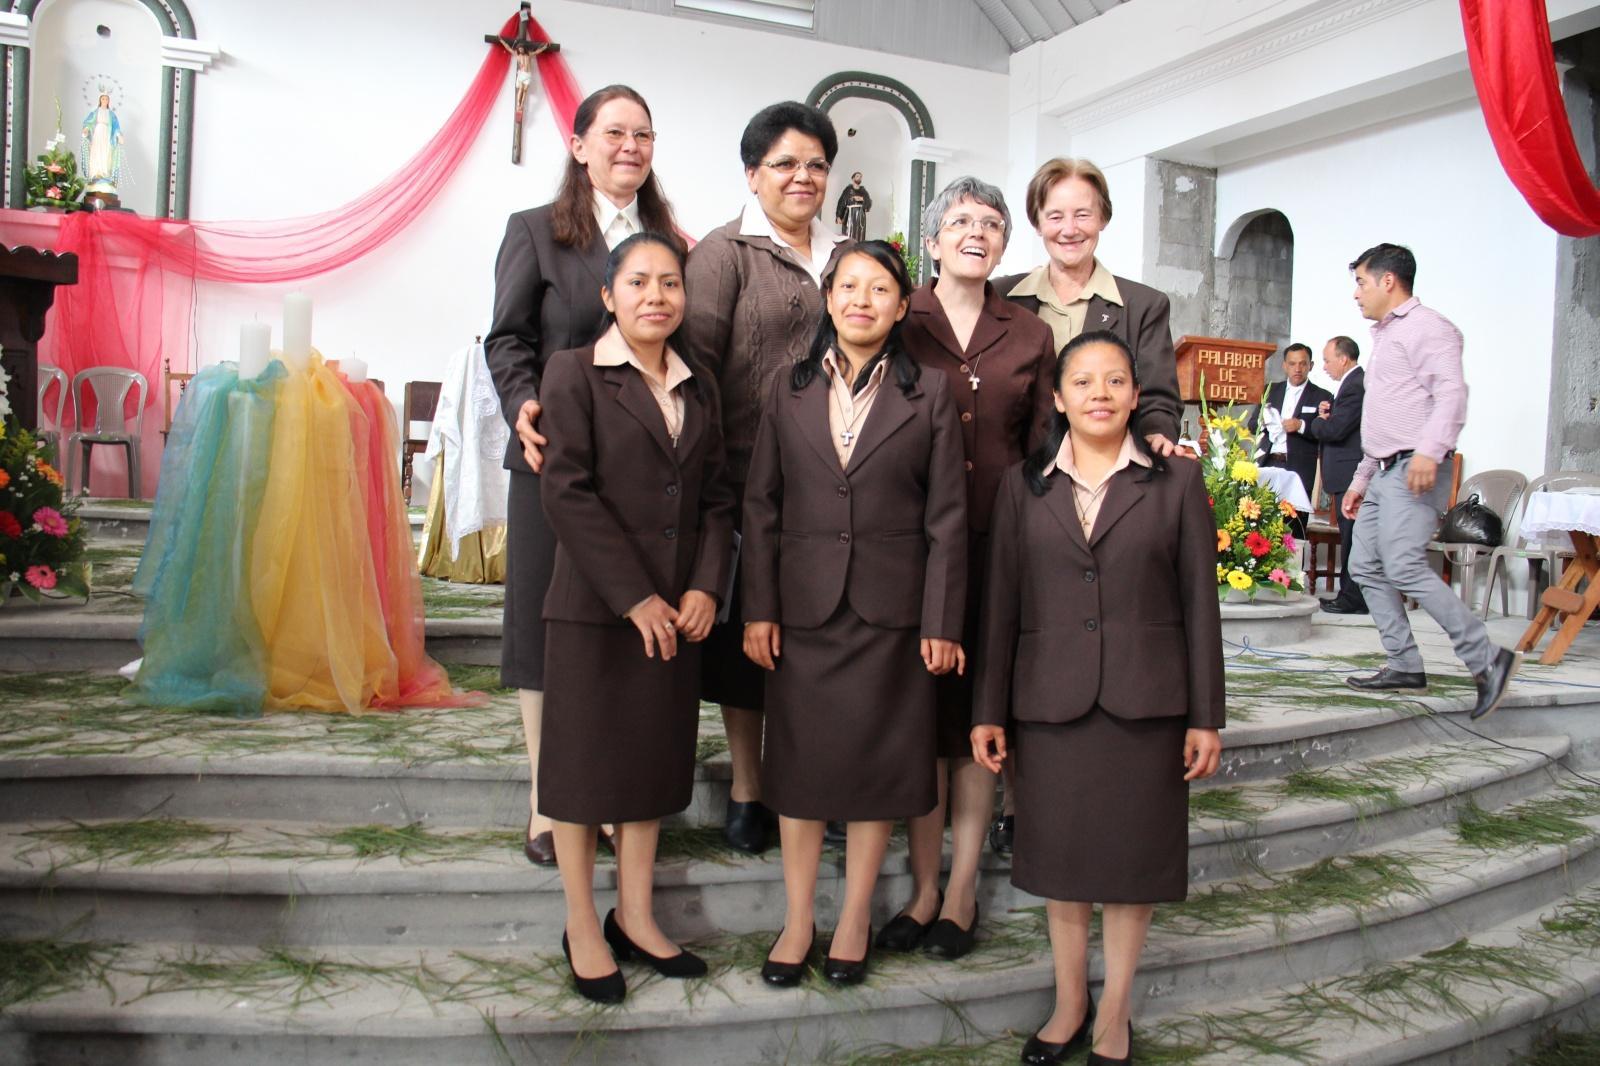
[537, 231, 733, 1003]
[972, 331, 1224, 1064]
[486, 85, 684, 868]
[741, 241, 967, 987]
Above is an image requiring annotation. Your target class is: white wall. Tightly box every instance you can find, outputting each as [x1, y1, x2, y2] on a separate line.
[178, 0, 1008, 396]
[1215, 98, 1557, 483]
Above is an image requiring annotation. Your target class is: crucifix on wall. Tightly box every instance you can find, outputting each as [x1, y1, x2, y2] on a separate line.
[485, 2, 561, 165]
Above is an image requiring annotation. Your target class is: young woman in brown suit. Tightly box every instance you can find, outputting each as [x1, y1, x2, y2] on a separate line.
[882, 176, 1056, 962]
[486, 85, 684, 868]
[537, 233, 735, 1004]
[742, 241, 967, 987]
[972, 331, 1224, 1065]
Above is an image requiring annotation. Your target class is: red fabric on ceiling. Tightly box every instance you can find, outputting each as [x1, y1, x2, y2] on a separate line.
[1460, 0, 1600, 237]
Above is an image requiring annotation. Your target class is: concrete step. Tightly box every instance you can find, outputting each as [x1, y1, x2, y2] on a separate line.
[3, 798, 1598, 1064]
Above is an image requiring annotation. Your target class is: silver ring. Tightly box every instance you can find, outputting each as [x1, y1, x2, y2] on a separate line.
[664, 622, 675, 632]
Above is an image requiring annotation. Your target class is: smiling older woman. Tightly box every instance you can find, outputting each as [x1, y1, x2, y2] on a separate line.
[683, 101, 855, 856]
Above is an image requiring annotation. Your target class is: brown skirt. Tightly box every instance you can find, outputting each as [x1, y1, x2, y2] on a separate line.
[501, 469, 556, 691]
[762, 602, 936, 821]
[538, 621, 699, 824]
[1011, 708, 1189, 903]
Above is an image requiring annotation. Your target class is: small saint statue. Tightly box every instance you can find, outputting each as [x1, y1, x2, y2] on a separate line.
[80, 91, 124, 208]
[835, 172, 872, 241]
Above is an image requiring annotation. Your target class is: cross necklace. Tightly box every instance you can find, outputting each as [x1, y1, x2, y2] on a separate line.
[963, 351, 986, 392]
[832, 379, 872, 448]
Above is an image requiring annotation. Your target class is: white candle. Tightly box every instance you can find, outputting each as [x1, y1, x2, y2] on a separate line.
[238, 321, 271, 379]
[282, 292, 312, 370]
[343, 356, 368, 383]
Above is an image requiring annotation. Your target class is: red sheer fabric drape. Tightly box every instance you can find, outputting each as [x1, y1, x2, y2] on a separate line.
[1460, 0, 1600, 237]
[36, 11, 581, 396]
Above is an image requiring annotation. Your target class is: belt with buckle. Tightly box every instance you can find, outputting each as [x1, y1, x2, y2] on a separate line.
[1377, 449, 1452, 472]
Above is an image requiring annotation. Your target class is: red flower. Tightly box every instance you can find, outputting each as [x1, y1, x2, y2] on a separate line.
[0, 512, 20, 539]
[1245, 531, 1272, 557]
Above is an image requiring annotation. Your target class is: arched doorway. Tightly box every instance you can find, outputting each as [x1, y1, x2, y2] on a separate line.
[1215, 209, 1295, 380]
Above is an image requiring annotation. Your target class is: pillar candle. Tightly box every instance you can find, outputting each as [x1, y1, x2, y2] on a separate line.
[238, 321, 271, 379]
[343, 356, 368, 383]
[282, 293, 312, 370]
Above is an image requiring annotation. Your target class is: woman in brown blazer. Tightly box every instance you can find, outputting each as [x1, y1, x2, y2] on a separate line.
[742, 242, 967, 987]
[881, 176, 1055, 962]
[538, 233, 734, 1004]
[971, 331, 1224, 1065]
[486, 85, 685, 867]
[683, 101, 854, 854]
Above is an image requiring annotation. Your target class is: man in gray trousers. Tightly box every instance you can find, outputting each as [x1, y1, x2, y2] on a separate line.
[1339, 243, 1518, 720]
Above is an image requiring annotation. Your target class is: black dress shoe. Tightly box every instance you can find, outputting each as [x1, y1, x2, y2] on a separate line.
[989, 814, 1015, 857]
[1087, 1021, 1133, 1065]
[823, 820, 848, 846]
[922, 901, 979, 960]
[1020, 995, 1095, 1064]
[1346, 668, 1428, 694]
[876, 892, 942, 952]
[724, 799, 771, 854]
[822, 926, 872, 985]
[1470, 647, 1521, 720]
[524, 820, 556, 866]
[562, 930, 625, 1004]
[760, 925, 815, 987]
[1320, 598, 1368, 615]
[602, 909, 707, 978]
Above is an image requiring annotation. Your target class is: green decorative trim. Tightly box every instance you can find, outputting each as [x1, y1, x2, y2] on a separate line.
[6, 0, 198, 219]
[806, 71, 938, 283]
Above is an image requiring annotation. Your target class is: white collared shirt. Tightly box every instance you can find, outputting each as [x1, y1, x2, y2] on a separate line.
[593, 190, 642, 251]
[739, 195, 846, 287]
[592, 324, 693, 443]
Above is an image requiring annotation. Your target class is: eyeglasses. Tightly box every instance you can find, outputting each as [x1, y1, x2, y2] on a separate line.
[761, 157, 831, 177]
[598, 127, 657, 145]
[942, 215, 1006, 235]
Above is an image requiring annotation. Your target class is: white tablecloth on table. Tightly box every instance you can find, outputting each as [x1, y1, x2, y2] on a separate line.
[1258, 465, 1313, 515]
[1520, 488, 1600, 549]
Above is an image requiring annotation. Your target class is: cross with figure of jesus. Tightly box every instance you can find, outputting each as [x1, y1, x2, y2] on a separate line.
[486, 2, 561, 165]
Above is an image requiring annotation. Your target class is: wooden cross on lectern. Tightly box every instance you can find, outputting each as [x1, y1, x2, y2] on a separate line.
[486, 2, 561, 165]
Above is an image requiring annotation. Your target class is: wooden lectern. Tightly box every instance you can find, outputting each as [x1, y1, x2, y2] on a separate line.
[0, 244, 79, 432]
[1174, 335, 1275, 406]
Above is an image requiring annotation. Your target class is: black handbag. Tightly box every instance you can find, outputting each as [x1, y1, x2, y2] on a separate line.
[1439, 493, 1503, 547]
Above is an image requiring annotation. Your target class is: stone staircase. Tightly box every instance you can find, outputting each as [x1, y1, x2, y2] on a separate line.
[1, 533, 1599, 1063]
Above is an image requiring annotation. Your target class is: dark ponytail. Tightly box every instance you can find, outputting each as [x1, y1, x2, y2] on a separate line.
[791, 241, 920, 396]
[1022, 329, 1163, 496]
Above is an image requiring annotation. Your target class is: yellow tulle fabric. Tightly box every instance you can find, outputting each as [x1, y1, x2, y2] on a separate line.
[250, 355, 398, 713]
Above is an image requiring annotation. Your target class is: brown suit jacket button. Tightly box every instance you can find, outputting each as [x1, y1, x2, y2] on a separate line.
[964, 460, 975, 472]
[1083, 570, 1096, 583]
[838, 532, 851, 544]
[664, 528, 677, 540]
[837, 485, 848, 498]
[666, 483, 679, 496]
[960, 411, 973, 423]
[1084, 619, 1098, 632]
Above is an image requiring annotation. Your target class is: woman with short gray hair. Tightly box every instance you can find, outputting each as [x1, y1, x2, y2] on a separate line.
[875, 176, 1056, 962]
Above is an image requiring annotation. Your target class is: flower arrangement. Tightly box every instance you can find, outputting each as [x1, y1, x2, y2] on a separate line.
[24, 108, 86, 211]
[0, 364, 90, 604]
[885, 231, 922, 283]
[1198, 391, 1305, 601]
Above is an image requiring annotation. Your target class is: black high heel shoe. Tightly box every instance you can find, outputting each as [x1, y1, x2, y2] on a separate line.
[922, 900, 980, 960]
[1020, 993, 1094, 1064]
[822, 925, 872, 985]
[1086, 1020, 1134, 1065]
[561, 930, 625, 1004]
[761, 925, 816, 987]
[876, 891, 942, 952]
[603, 909, 707, 978]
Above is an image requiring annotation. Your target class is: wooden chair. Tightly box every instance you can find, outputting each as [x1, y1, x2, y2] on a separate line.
[161, 357, 195, 442]
[401, 380, 442, 503]
[1304, 461, 1340, 593]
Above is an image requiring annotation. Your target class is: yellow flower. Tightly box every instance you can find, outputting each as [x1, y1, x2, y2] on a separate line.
[1239, 498, 1261, 520]
[1230, 459, 1259, 484]
[35, 461, 63, 488]
[1227, 569, 1253, 590]
[1217, 529, 1231, 552]
[1227, 515, 1245, 533]
[1216, 563, 1227, 582]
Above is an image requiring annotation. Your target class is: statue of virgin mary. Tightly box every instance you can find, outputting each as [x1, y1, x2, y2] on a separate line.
[80, 92, 124, 193]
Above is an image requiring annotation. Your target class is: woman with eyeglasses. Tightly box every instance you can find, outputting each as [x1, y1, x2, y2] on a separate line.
[877, 176, 1055, 964]
[684, 101, 854, 856]
[486, 84, 684, 870]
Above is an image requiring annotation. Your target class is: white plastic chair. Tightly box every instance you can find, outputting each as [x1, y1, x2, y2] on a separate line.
[67, 368, 147, 499]
[1482, 471, 1600, 618]
[1425, 469, 1528, 614]
[36, 364, 73, 488]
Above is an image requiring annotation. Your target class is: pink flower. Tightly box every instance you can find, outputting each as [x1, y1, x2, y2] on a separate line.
[32, 507, 68, 538]
[1268, 568, 1291, 588]
[24, 565, 56, 590]
[46, 163, 64, 175]
[1282, 532, 1297, 552]
[45, 186, 62, 200]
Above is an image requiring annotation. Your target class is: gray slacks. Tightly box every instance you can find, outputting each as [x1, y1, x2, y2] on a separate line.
[1348, 456, 1494, 676]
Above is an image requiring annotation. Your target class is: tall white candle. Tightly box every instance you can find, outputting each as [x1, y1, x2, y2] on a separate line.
[342, 356, 368, 383]
[238, 321, 271, 379]
[282, 292, 312, 370]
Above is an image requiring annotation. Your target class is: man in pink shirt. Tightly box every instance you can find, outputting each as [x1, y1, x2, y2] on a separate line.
[1339, 244, 1518, 720]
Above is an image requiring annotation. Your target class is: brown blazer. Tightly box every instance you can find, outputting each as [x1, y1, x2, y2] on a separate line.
[994, 271, 1183, 444]
[485, 204, 609, 474]
[538, 345, 735, 624]
[742, 364, 967, 637]
[973, 456, 1225, 728]
[901, 281, 1056, 533]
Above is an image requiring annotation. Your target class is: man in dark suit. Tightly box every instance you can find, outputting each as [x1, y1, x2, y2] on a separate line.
[1304, 336, 1366, 613]
[1248, 345, 1332, 517]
